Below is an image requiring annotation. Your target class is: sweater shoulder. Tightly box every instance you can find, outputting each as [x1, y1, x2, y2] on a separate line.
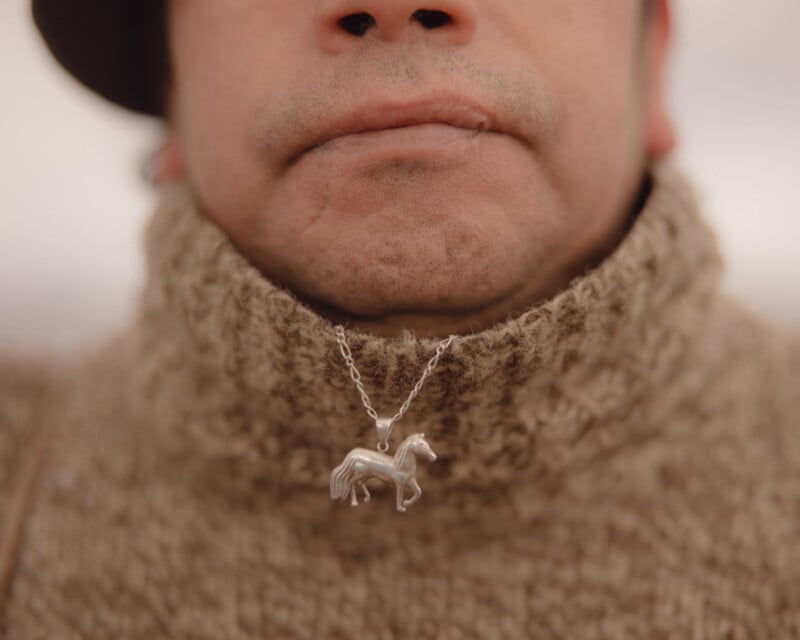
[722, 297, 800, 387]
[711, 297, 800, 450]
[0, 353, 65, 522]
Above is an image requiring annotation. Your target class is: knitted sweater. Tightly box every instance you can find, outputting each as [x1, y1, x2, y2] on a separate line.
[1, 163, 798, 639]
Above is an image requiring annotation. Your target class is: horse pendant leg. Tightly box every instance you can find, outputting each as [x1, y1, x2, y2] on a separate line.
[349, 484, 359, 507]
[395, 482, 407, 512]
[349, 479, 371, 507]
[403, 477, 422, 509]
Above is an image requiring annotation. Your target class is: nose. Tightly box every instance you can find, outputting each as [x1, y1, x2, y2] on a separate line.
[316, 0, 478, 53]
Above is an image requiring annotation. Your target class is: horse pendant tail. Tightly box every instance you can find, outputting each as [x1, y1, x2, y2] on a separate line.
[329, 433, 437, 512]
[330, 455, 360, 502]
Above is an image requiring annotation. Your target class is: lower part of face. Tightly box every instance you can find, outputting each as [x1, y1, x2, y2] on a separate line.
[168, 1, 654, 328]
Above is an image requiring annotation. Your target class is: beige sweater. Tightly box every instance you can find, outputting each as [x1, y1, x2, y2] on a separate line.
[1, 163, 798, 639]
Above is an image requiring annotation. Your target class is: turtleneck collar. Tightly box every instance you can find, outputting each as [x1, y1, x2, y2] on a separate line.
[129, 161, 723, 505]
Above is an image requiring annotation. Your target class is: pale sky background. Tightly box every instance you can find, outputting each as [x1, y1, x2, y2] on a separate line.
[0, 1, 798, 354]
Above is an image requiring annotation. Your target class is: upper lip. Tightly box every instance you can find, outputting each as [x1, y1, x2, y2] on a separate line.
[289, 93, 503, 162]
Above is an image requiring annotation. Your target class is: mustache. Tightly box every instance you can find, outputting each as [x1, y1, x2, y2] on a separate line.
[248, 47, 562, 165]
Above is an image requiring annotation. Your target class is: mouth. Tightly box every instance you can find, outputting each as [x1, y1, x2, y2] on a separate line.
[287, 94, 505, 165]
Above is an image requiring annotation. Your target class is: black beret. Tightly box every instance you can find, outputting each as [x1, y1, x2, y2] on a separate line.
[31, 0, 167, 116]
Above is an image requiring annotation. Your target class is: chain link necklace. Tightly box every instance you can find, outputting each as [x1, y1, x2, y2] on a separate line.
[330, 325, 455, 512]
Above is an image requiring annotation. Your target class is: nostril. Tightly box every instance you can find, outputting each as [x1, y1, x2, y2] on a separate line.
[338, 12, 376, 37]
[412, 9, 452, 29]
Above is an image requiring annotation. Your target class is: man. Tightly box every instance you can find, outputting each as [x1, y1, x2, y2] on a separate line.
[1, 0, 798, 637]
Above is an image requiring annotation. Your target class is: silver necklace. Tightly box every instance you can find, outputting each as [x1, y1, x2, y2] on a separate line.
[330, 325, 455, 512]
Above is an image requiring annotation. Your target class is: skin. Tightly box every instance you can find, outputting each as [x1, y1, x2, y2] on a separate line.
[161, 0, 675, 337]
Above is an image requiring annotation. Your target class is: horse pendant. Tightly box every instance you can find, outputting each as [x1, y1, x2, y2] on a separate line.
[330, 431, 437, 513]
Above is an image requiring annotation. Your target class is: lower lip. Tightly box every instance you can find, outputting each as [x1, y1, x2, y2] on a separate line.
[305, 123, 489, 162]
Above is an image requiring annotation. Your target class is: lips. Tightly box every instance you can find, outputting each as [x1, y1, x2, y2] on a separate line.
[287, 94, 503, 163]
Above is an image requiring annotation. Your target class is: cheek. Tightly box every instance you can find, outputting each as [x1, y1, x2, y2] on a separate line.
[540, 26, 644, 210]
[168, 2, 307, 229]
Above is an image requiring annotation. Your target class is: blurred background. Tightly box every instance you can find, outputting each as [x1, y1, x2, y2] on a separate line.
[0, 0, 798, 354]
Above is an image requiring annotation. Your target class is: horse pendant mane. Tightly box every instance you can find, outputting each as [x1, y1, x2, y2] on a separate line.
[330, 432, 437, 513]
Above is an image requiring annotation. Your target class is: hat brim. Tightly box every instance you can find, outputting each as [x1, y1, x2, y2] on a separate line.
[32, 0, 167, 117]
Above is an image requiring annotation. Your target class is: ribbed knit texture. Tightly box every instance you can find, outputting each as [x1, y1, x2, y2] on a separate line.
[1, 162, 799, 638]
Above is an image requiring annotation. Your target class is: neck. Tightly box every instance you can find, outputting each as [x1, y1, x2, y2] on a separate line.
[393, 440, 418, 471]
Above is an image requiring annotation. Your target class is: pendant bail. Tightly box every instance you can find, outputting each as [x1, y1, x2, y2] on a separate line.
[375, 417, 394, 452]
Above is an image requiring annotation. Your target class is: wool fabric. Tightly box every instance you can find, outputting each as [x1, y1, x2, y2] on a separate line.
[1, 162, 799, 639]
